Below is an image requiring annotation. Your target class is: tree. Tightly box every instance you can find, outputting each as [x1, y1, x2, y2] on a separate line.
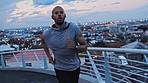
[140, 34, 148, 43]
[138, 25, 148, 33]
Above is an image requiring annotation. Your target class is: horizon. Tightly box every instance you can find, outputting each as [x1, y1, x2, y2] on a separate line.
[1, 18, 148, 30]
[0, 0, 148, 29]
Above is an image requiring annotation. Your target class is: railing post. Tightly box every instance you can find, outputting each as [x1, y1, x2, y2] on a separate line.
[87, 51, 104, 83]
[43, 52, 48, 69]
[1, 54, 5, 68]
[144, 55, 148, 64]
[21, 53, 26, 68]
[13, 53, 21, 67]
[34, 51, 42, 68]
[103, 51, 112, 83]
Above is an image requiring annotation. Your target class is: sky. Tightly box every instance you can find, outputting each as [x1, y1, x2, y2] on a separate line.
[0, 0, 148, 29]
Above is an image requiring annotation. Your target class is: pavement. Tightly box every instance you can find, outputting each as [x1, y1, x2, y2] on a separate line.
[0, 68, 58, 83]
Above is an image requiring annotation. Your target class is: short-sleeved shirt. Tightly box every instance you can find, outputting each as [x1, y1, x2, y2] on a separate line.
[42, 22, 81, 71]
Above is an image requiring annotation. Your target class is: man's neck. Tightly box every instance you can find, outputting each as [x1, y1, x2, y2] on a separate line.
[55, 23, 65, 28]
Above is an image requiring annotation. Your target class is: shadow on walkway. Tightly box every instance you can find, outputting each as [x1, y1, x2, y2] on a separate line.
[0, 70, 59, 83]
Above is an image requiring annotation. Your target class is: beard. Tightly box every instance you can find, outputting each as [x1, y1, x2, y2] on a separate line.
[54, 19, 65, 25]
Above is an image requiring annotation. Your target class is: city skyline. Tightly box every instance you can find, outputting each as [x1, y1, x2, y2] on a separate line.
[0, 0, 148, 29]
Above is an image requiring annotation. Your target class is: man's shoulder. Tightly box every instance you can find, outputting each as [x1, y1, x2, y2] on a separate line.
[42, 28, 52, 35]
[68, 22, 79, 29]
[68, 22, 76, 26]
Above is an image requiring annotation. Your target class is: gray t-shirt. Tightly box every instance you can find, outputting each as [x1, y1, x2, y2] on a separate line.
[43, 22, 81, 71]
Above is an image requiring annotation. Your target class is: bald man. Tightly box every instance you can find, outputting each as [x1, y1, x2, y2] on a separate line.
[41, 6, 87, 83]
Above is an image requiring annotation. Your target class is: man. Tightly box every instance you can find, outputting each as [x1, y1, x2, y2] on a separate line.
[41, 6, 87, 83]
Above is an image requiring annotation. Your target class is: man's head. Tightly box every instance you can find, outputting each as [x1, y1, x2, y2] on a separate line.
[51, 6, 66, 25]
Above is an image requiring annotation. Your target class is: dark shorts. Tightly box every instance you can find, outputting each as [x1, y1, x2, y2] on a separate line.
[55, 67, 80, 83]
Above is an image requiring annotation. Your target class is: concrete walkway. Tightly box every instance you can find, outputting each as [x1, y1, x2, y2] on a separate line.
[0, 69, 58, 83]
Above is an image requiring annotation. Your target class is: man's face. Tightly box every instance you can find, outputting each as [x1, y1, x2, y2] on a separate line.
[52, 7, 65, 25]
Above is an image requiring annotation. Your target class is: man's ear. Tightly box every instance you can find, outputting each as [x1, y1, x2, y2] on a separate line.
[51, 15, 54, 19]
[64, 14, 66, 18]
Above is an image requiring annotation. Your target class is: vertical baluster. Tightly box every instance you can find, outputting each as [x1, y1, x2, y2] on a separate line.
[87, 51, 104, 83]
[1, 54, 5, 68]
[43, 51, 48, 69]
[104, 51, 112, 83]
[21, 53, 26, 68]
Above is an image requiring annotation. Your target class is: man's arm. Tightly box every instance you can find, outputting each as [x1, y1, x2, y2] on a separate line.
[41, 35, 54, 63]
[76, 31, 87, 52]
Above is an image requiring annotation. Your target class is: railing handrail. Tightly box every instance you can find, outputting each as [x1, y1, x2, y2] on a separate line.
[0, 49, 43, 54]
[88, 47, 148, 54]
[0, 47, 148, 55]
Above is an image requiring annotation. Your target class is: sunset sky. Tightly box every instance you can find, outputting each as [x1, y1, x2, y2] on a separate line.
[0, 0, 148, 29]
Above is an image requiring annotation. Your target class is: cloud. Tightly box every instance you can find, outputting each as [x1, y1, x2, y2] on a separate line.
[1, 0, 148, 29]
[111, 2, 121, 5]
[7, 0, 53, 23]
[61, 0, 148, 16]
[33, 0, 57, 6]
[63, 0, 84, 3]
[8, 0, 148, 21]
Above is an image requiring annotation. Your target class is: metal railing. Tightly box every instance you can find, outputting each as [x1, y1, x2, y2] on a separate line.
[0, 47, 148, 83]
[0, 49, 48, 69]
[80, 47, 148, 83]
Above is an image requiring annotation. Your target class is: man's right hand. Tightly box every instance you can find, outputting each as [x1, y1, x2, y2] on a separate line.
[48, 56, 54, 64]
[67, 37, 76, 49]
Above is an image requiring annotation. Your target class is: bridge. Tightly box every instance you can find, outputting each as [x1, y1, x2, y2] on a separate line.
[0, 47, 148, 83]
